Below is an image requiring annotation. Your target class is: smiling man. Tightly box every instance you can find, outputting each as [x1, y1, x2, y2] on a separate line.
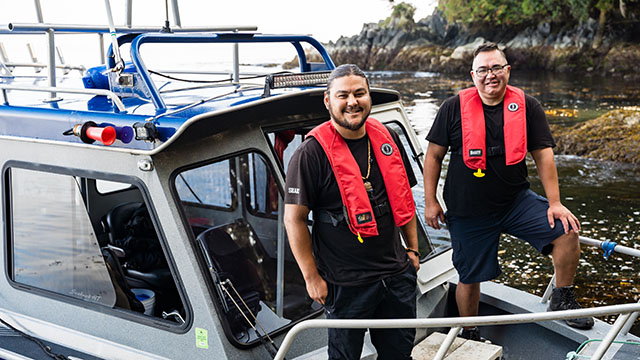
[423, 42, 594, 341]
[284, 64, 419, 359]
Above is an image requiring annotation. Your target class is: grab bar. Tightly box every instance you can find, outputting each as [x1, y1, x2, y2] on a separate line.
[0, 84, 125, 112]
[274, 302, 640, 360]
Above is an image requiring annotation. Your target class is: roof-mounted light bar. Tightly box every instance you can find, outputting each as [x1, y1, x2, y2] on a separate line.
[263, 71, 331, 97]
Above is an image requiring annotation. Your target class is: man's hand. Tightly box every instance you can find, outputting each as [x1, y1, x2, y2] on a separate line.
[425, 201, 445, 230]
[408, 252, 420, 271]
[548, 202, 581, 234]
[304, 273, 328, 305]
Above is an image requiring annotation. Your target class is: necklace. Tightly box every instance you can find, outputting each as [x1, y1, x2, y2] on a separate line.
[362, 138, 373, 193]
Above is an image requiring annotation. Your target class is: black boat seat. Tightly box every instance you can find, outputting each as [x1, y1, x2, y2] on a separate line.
[103, 202, 141, 245]
[102, 202, 173, 300]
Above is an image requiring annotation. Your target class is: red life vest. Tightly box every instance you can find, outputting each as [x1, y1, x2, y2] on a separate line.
[307, 118, 415, 239]
[459, 85, 527, 173]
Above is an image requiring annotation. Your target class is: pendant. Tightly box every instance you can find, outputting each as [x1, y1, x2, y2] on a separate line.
[364, 181, 373, 192]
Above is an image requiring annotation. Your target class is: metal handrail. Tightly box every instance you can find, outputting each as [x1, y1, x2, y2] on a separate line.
[0, 84, 125, 112]
[128, 33, 335, 111]
[0, 61, 85, 73]
[2, 23, 258, 34]
[579, 235, 640, 258]
[274, 303, 640, 360]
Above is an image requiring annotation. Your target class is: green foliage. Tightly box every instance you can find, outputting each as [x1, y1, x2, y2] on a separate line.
[381, 2, 416, 30]
[392, 2, 416, 19]
[438, 0, 596, 27]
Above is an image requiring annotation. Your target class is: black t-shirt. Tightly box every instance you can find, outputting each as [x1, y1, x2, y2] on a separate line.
[285, 126, 417, 286]
[426, 94, 555, 217]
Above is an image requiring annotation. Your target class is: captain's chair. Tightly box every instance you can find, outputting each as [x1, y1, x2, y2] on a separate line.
[102, 202, 177, 315]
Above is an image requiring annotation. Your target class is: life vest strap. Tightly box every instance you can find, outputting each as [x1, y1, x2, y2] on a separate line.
[452, 145, 506, 157]
[314, 201, 391, 227]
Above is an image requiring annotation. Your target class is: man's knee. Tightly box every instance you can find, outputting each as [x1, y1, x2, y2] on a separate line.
[551, 231, 580, 253]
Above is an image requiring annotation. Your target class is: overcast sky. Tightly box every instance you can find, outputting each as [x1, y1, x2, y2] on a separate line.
[0, 0, 437, 42]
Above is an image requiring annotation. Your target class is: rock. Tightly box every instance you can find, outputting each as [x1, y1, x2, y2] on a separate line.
[552, 110, 640, 165]
[285, 7, 639, 76]
[450, 37, 485, 60]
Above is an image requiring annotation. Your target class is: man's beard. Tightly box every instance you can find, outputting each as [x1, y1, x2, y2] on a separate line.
[329, 103, 370, 131]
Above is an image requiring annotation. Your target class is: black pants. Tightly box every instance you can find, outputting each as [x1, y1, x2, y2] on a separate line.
[324, 266, 417, 360]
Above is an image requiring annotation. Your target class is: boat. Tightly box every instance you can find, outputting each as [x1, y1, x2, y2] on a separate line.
[1, 1, 639, 359]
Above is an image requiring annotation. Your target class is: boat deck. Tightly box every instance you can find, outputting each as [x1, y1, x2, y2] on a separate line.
[0, 323, 100, 360]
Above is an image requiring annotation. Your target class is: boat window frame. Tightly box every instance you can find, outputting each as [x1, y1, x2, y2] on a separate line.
[382, 119, 453, 261]
[175, 157, 239, 213]
[169, 148, 323, 349]
[2, 160, 192, 334]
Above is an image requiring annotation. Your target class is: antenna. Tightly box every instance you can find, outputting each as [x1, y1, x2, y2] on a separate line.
[104, 0, 125, 73]
[161, 0, 172, 33]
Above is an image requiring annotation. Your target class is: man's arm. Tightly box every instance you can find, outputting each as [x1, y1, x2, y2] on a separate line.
[423, 142, 448, 229]
[400, 214, 420, 271]
[283, 203, 327, 304]
[530, 147, 580, 233]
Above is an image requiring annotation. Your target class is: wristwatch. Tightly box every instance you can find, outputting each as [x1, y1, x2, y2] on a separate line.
[405, 247, 420, 257]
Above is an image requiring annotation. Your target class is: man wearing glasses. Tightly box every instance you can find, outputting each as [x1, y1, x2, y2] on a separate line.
[423, 42, 593, 341]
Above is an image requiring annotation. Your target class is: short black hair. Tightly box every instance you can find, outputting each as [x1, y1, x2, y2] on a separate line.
[473, 42, 507, 61]
[326, 64, 370, 93]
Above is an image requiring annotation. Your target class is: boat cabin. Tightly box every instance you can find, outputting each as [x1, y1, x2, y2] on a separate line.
[0, 22, 454, 359]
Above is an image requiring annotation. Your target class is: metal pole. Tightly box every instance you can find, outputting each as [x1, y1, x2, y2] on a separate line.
[580, 236, 640, 258]
[591, 313, 632, 360]
[276, 196, 285, 317]
[0, 43, 7, 62]
[34, 0, 43, 23]
[232, 35, 239, 83]
[104, 0, 124, 72]
[98, 33, 105, 64]
[171, 0, 182, 28]
[273, 303, 640, 360]
[126, 0, 133, 28]
[46, 29, 56, 98]
[433, 327, 460, 360]
[621, 300, 640, 336]
[540, 273, 556, 304]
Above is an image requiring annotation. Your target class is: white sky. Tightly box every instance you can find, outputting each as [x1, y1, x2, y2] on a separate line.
[0, 0, 437, 42]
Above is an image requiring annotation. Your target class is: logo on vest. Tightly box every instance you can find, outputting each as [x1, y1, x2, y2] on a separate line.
[508, 102, 519, 112]
[380, 143, 393, 156]
[356, 211, 373, 225]
[469, 149, 483, 157]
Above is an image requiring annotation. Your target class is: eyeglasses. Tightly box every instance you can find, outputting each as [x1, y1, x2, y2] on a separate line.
[473, 64, 509, 77]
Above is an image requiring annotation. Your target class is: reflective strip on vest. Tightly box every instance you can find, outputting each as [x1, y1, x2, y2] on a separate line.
[307, 118, 415, 238]
[459, 85, 527, 170]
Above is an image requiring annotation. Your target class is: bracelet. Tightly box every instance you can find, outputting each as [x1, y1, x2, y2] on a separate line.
[405, 248, 420, 257]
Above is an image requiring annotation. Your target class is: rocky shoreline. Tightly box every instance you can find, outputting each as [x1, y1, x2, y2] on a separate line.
[313, 10, 640, 79]
[552, 110, 640, 165]
[284, 10, 640, 165]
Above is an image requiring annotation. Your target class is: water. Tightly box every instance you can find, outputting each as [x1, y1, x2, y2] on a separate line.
[369, 70, 640, 336]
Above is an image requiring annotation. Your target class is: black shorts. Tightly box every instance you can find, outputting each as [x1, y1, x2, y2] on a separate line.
[447, 189, 569, 284]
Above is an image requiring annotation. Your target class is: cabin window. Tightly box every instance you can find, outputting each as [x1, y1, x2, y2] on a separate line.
[8, 168, 117, 307]
[176, 159, 235, 210]
[174, 152, 321, 345]
[385, 121, 452, 258]
[6, 167, 187, 325]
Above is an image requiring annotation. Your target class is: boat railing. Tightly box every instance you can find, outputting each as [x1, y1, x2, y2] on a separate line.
[539, 235, 640, 335]
[274, 235, 640, 360]
[274, 303, 640, 360]
[0, 84, 126, 111]
[115, 32, 335, 112]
